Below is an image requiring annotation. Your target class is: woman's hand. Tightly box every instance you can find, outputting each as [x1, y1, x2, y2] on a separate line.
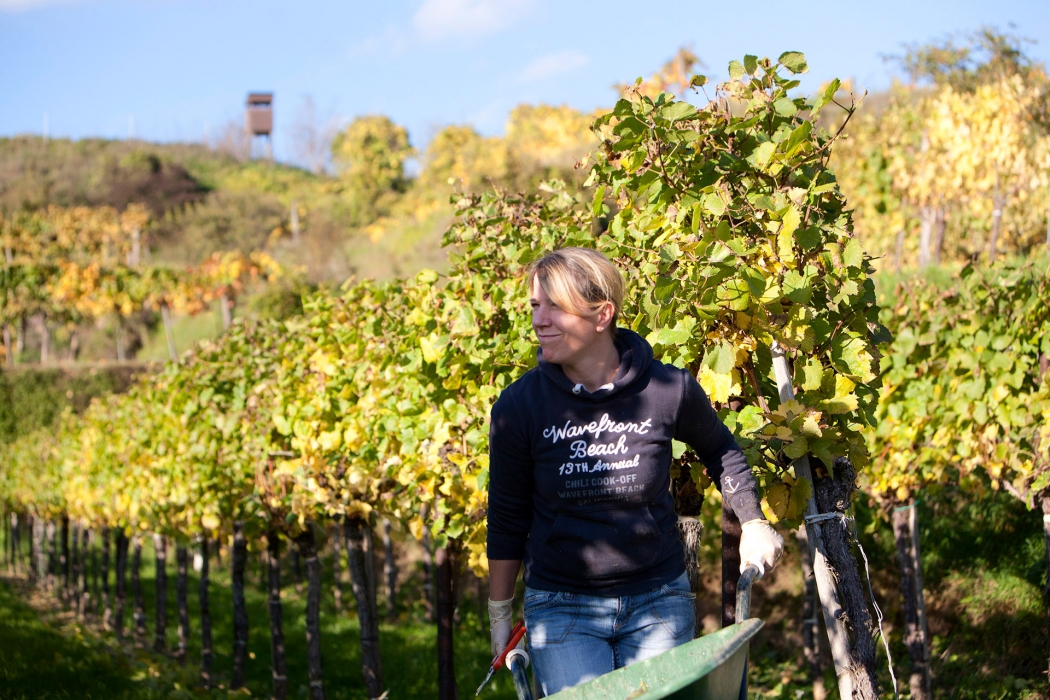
[739, 519, 784, 576]
[486, 559, 522, 656]
[488, 597, 514, 656]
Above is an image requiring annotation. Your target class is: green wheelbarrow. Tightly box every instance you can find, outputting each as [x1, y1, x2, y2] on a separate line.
[504, 565, 763, 700]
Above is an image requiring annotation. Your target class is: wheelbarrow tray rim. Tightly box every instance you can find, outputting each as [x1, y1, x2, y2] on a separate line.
[544, 618, 764, 700]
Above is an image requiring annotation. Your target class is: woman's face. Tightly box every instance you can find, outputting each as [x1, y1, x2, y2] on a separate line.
[529, 276, 604, 367]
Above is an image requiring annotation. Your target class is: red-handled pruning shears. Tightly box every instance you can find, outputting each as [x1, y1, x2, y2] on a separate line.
[476, 620, 527, 695]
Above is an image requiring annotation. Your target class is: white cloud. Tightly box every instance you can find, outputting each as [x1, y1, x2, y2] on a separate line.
[519, 49, 589, 82]
[412, 0, 533, 41]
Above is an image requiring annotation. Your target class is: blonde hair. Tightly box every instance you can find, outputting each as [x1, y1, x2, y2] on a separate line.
[528, 248, 624, 327]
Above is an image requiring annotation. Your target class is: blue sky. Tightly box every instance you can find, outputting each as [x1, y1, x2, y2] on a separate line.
[2, 0, 1048, 166]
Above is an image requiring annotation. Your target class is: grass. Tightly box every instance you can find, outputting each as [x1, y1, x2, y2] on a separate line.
[137, 305, 226, 363]
[0, 578, 145, 699]
[0, 536, 518, 700]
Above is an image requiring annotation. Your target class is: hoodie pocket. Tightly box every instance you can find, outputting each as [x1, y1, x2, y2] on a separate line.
[543, 504, 662, 579]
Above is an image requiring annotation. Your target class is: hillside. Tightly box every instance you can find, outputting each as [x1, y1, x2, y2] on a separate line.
[0, 100, 604, 366]
[0, 136, 368, 281]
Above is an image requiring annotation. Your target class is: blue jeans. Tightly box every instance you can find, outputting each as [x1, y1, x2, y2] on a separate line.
[523, 572, 695, 696]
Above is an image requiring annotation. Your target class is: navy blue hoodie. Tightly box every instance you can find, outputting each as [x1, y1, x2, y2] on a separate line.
[486, 329, 763, 596]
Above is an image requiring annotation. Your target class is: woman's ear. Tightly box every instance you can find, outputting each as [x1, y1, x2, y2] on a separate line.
[597, 301, 615, 331]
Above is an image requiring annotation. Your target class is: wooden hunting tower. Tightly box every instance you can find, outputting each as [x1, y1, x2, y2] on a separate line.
[245, 92, 273, 159]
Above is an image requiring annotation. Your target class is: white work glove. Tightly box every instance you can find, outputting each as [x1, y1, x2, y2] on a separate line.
[739, 519, 784, 576]
[488, 597, 514, 657]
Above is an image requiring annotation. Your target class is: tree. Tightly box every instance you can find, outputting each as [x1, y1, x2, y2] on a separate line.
[895, 26, 1046, 96]
[502, 104, 597, 189]
[290, 96, 340, 175]
[832, 27, 1050, 269]
[331, 116, 413, 224]
[418, 125, 510, 193]
[213, 120, 251, 161]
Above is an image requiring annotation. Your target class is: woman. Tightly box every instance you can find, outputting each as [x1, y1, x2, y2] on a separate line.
[486, 247, 784, 695]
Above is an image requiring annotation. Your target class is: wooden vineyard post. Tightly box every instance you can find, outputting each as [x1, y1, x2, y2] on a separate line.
[40, 313, 50, 364]
[16, 314, 25, 361]
[893, 500, 931, 700]
[907, 503, 932, 700]
[770, 344, 863, 700]
[24, 515, 31, 579]
[47, 520, 57, 592]
[220, 294, 233, 330]
[11, 512, 18, 574]
[34, 518, 47, 585]
[115, 314, 126, 362]
[153, 534, 168, 653]
[4, 511, 10, 574]
[720, 503, 742, 627]
[198, 535, 214, 687]
[292, 543, 303, 594]
[11, 513, 19, 575]
[266, 530, 288, 700]
[16, 513, 22, 573]
[231, 522, 249, 689]
[420, 505, 435, 623]
[297, 529, 325, 700]
[27, 515, 35, 581]
[435, 545, 457, 700]
[6, 511, 13, 574]
[10, 514, 19, 578]
[90, 529, 98, 616]
[22, 514, 29, 574]
[381, 518, 397, 621]
[160, 303, 178, 362]
[133, 536, 147, 647]
[344, 517, 383, 699]
[13, 512, 19, 573]
[2, 323, 12, 367]
[21, 513, 28, 574]
[1042, 496, 1050, 685]
[675, 515, 703, 636]
[101, 527, 112, 628]
[259, 541, 268, 589]
[796, 526, 827, 700]
[47, 520, 58, 591]
[71, 522, 81, 615]
[79, 527, 90, 618]
[60, 516, 70, 604]
[290, 200, 301, 244]
[28, 516, 35, 583]
[331, 525, 344, 613]
[115, 530, 128, 640]
[363, 525, 377, 612]
[175, 543, 190, 664]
